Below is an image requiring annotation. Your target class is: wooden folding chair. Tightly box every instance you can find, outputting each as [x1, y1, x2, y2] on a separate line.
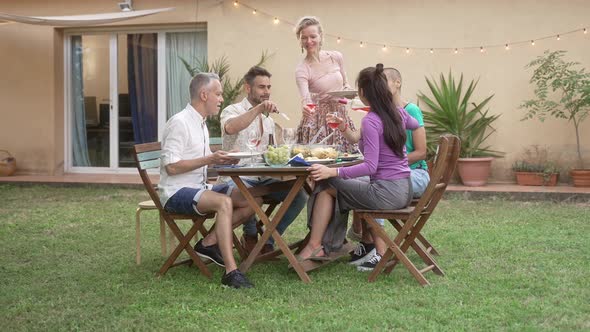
[133, 142, 247, 279]
[354, 134, 460, 286]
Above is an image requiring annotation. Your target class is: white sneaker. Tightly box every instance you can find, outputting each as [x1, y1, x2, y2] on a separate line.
[357, 252, 382, 272]
[349, 242, 376, 266]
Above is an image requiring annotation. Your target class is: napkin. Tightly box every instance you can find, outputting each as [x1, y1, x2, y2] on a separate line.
[288, 153, 311, 167]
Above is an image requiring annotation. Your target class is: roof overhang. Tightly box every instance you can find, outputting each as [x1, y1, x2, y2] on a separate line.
[0, 8, 174, 26]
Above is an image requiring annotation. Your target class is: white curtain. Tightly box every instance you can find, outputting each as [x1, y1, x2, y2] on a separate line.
[166, 31, 207, 119]
[71, 35, 90, 167]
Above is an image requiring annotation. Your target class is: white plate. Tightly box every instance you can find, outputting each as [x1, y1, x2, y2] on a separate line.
[327, 90, 358, 98]
[339, 154, 363, 161]
[306, 158, 336, 164]
[227, 151, 263, 158]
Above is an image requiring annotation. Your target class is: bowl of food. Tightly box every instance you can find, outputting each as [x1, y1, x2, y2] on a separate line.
[264, 145, 291, 167]
[291, 144, 312, 158]
[309, 144, 339, 159]
[291, 144, 339, 163]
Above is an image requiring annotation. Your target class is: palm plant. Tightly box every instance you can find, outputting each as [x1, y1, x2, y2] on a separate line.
[418, 72, 502, 158]
[180, 51, 272, 136]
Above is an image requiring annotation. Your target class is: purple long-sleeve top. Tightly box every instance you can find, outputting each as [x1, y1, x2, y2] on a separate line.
[339, 108, 420, 181]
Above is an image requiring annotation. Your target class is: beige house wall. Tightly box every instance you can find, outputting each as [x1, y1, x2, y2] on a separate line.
[1, 0, 589, 180]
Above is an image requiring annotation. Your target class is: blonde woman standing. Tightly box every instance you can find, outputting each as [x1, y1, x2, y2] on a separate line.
[294, 16, 357, 152]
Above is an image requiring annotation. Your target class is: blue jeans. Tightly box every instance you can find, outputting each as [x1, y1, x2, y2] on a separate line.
[411, 168, 430, 198]
[228, 177, 308, 245]
[374, 168, 431, 226]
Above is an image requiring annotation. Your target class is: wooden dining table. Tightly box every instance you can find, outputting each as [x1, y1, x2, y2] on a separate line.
[217, 160, 361, 283]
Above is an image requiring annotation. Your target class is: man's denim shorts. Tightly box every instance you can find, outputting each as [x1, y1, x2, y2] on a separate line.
[164, 184, 231, 216]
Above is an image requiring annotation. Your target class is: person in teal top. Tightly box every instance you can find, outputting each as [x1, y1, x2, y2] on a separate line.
[385, 68, 429, 197]
[403, 102, 429, 171]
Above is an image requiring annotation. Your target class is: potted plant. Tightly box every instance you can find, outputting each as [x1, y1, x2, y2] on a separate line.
[512, 145, 559, 186]
[419, 72, 502, 186]
[520, 50, 590, 187]
[181, 51, 272, 137]
[0, 150, 16, 176]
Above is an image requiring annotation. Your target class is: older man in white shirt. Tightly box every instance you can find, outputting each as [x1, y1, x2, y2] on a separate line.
[159, 72, 256, 289]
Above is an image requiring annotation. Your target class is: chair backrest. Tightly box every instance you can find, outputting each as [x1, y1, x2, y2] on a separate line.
[412, 134, 461, 217]
[133, 142, 165, 212]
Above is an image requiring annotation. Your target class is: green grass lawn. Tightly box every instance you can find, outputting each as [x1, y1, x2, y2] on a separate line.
[1, 184, 589, 331]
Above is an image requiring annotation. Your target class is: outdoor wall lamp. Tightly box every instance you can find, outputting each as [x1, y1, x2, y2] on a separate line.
[118, 0, 133, 12]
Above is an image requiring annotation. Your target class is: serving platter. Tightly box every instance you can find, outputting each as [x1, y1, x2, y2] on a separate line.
[327, 90, 358, 98]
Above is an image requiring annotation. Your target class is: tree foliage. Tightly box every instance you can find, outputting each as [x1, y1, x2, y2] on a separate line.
[520, 50, 590, 169]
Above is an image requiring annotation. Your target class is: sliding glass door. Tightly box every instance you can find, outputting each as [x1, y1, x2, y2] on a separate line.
[65, 28, 206, 172]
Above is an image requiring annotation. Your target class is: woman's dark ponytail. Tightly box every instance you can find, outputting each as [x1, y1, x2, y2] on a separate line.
[356, 63, 406, 157]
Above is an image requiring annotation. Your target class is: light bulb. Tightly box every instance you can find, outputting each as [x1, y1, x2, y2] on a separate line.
[454, 48, 458, 54]
[382, 45, 387, 51]
[405, 48, 410, 54]
[252, 9, 257, 14]
[360, 41, 364, 48]
[505, 44, 509, 50]
[429, 48, 434, 54]
[273, 17, 279, 24]
[233, 1, 238, 7]
[584, 28, 587, 34]
[480, 46, 484, 53]
[531, 40, 535, 46]
[337, 37, 341, 43]
[557, 35, 560, 41]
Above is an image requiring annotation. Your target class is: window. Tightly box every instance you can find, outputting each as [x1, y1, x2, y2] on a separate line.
[65, 27, 206, 172]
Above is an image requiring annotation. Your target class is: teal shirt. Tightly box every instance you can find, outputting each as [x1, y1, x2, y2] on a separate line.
[404, 103, 427, 170]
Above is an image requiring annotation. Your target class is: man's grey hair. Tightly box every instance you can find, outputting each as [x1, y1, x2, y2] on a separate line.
[189, 72, 220, 100]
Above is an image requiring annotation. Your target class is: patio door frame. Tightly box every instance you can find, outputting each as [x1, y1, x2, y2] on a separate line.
[63, 25, 205, 174]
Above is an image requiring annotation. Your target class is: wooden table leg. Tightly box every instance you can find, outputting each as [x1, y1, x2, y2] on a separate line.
[232, 175, 312, 283]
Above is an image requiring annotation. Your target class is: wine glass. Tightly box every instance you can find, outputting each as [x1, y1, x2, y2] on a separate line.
[282, 127, 297, 146]
[306, 92, 320, 112]
[351, 97, 370, 112]
[327, 110, 341, 130]
[245, 128, 261, 166]
[304, 92, 320, 128]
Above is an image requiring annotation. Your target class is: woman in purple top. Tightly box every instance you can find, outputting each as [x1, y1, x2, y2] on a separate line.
[297, 64, 419, 262]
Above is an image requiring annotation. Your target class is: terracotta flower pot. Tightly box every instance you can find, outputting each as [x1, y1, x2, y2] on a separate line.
[456, 157, 493, 186]
[570, 169, 590, 187]
[514, 172, 559, 186]
[0, 150, 16, 177]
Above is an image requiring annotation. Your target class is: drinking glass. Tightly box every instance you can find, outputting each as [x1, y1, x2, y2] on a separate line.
[304, 92, 320, 128]
[327, 110, 341, 130]
[282, 127, 297, 146]
[245, 128, 261, 166]
[306, 92, 320, 112]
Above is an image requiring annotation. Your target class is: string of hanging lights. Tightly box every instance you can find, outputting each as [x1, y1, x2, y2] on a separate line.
[230, 0, 588, 54]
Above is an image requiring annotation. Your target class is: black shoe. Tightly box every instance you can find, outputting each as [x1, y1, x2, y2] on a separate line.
[349, 242, 376, 266]
[357, 252, 382, 272]
[194, 239, 225, 267]
[221, 269, 254, 289]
